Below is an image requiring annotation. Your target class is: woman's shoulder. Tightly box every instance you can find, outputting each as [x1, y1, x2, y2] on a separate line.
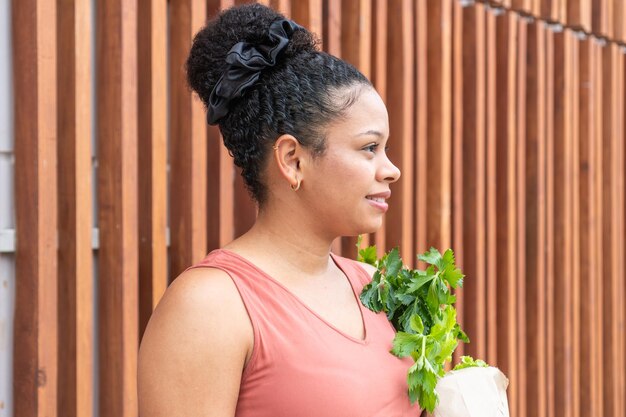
[139, 266, 253, 373]
[138, 266, 252, 416]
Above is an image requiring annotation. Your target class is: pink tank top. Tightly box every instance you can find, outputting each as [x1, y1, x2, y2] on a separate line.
[190, 249, 420, 417]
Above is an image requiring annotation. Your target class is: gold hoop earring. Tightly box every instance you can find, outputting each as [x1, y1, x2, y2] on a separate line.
[290, 178, 301, 191]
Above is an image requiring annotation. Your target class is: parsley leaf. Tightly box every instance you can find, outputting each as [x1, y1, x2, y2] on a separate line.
[356, 240, 489, 413]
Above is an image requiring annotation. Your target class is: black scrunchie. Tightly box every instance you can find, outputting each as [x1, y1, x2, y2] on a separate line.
[207, 18, 304, 125]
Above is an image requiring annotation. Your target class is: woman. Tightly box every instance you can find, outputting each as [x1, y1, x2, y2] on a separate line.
[138, 4, 420, 416]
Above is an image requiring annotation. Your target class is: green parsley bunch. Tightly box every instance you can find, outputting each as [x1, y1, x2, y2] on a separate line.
[357, 240, 483, 412]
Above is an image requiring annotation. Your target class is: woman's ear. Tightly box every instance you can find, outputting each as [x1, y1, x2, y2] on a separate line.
[272, 134, 303, 189]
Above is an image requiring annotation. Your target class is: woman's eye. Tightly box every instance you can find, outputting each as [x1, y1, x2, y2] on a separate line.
[364, 143, 379, 153]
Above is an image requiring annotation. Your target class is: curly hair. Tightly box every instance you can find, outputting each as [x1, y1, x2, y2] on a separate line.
[186, 3, 371, 204]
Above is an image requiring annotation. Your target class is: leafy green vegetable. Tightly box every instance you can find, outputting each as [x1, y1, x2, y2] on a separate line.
[453, 355, 489, 370]
[357, 239, 487, 412]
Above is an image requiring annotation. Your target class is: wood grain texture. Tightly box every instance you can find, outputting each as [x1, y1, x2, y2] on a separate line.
[169, 0, 207, 278]
[485, 6, 499, 367]
[323, 0, 341, 56]
[592, 37, 606, 417]
[12, 2, 626, 416]
[524, 19, 547, 417]
[577, 33, 603, 417]
[57, 0, 94, 416]
[460, 1, 487, 362]
[386, 0, 414, 264]
[493, 10, 519, 416]
[291, 0, 323, 42]
[340, 0, 372, 257]
[96, 0, 139, 416]
[137, 0, 168, 339]
[425, 0, 453, 255]
[451, 0, 465, 361]
[12, 0, 58, 415]
[600, 40, 623, 417]
[515, 17, 528, 417]
[372, 0, 388, 256]
[567, 0, 592, 31]
[414, 0, 427, 267]
[550, 27, 575, 417]
[206, 0, 237, 251]
[544, 21, 556, 417]
[566, 28, 581, 417]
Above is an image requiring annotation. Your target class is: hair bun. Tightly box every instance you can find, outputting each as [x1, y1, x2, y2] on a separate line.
[186, 4, 317, 110]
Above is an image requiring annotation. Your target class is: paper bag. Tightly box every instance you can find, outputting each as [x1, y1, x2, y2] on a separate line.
[433, 367, 510, 417]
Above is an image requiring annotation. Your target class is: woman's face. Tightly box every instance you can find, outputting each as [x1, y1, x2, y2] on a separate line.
[300, 86, 401, 237]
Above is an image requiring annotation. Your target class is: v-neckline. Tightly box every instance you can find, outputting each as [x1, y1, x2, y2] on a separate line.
[217, 249, 369, 345]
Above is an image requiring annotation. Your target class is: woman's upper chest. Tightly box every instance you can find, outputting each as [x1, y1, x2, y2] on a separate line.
[270, 266, 366, 341]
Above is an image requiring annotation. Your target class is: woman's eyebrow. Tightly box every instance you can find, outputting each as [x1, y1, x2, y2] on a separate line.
[355, 130, 385, 138]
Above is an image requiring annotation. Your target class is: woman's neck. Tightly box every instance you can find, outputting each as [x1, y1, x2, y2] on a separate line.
[225, 205, 336, 277]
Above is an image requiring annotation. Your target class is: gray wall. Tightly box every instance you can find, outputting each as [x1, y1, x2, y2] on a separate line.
[0, 0, 15, 414]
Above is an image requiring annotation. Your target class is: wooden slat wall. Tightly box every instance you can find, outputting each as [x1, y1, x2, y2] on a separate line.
[95, 0, 139, 416]
[137, 0, 168, 340]
[169, 0, 207, 278]
[12, 0, 58, 415]
[57, 0, 94, 416]
[10, 1, 626, 416]
[386, 0, 414, 263]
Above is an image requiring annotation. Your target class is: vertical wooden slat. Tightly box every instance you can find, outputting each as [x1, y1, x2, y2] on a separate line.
[340, 0, 372, 256]
[592, 0, 611, 39]
[453, 0, 487, 362]
[425, 0, 453, 253]
[524, 19, 547, 417]
[577, 33, 602, 417]
[414, 0, 427, 264]
[96, 0, 138, 415]
[206, 0, 236, 251]
[340, 0, 371, 78]
[493, 10, 519, 417]
[539, 0, 557, 23]
[291, 0, 323, 43]
[372, 0, 388, 256]
[322, 0, 341, 56]
[138, 0, 168, 338]
[12, 0, 58, 415]
[608, 42, 626, 417]
[567, 0, 592, 32]
[386, 0, 414, 264]
[451, 0, 464, 362]
[600, 40, 624, 417]
[57, 0, 93, 416]
[592, 37, 606, 417]
[566, 28, 581, 417]
[217, 0, 258, 247]
[270, 0, 290, 16]
[551, 26, 575, 417]
[544, 21, 555, 417]
[485, 5, 499, 367]
[511, 0, 531, 13]
[515, 16, 528, 417]
[169, 0, 207, 278]
[613, 0, 623, 42]
[615, 44, 626, 417]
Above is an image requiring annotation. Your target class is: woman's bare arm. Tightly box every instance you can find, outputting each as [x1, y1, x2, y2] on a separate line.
[138, 268, 253, 417]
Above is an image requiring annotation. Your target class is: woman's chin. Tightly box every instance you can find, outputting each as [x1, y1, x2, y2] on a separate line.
[355, 219, 384, 235]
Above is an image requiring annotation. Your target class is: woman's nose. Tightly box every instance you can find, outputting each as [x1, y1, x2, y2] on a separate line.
[379, 156, 401, 183]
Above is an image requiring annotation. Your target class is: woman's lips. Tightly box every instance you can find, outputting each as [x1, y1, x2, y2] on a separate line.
[366, 195, 389, 212]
